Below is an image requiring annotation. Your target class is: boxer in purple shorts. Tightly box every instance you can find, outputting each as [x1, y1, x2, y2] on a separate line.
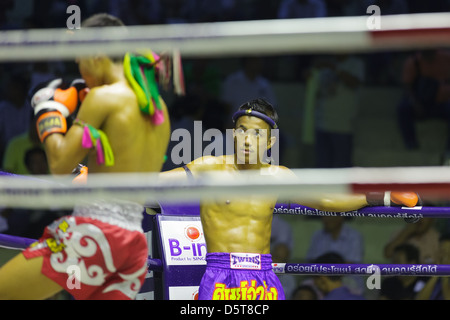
[160, 98, 419, 300]
[199, 253, 284, 300]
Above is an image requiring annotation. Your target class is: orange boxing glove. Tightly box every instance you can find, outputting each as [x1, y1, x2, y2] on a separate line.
[70, 79, 89, 102]
[390, 191, 420, 208]
[32, 78, 89, 142]
[72, 164, 88, 185]
[366, 191, 421, 208]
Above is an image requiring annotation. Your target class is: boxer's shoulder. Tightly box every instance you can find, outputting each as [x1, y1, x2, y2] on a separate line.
[188, 155, 227, 172]
[77, 82, 137, 121]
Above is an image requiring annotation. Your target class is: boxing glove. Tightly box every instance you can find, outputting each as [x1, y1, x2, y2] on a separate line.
[32, 79, 88, 142]
[366, 191, 421, 208]
[66, 79, 90, 126]
[72, 164, 88, 185]
[69, 78, 89, 107]
[366, 191, 422, 223]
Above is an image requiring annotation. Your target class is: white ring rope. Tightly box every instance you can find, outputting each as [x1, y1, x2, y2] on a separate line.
[0, 13, 449, 62]
[1, 166, 450, 209]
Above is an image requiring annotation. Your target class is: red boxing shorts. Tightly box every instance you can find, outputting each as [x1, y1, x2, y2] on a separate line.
[22, 200, 148, 300]
[198, 252, 285, 300]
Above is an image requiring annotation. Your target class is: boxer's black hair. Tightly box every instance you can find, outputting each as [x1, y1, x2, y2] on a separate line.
[81, 13, 125, 28]
[80, 13, 127, 63]
[236, 98, 278, 128]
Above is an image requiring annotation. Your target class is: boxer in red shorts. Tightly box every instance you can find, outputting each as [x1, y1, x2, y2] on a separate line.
[22, 202, 148, 300]
[0, 13, 171, 300]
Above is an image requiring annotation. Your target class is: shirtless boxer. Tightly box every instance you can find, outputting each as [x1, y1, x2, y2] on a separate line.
[0, 14, 171, 300]
[161, 98, 420, 300]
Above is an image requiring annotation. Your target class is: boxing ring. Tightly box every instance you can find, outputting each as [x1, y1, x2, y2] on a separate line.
[1, 11, 450, 300]
[2, 198, 450, 299]
[2, 169, 450, 300]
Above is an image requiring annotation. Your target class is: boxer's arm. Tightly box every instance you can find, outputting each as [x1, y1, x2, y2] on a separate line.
[158, 156, 221, 183]
[44, 125, 87, 174]
[299, 193, 369, 212]
[297, 191, 420, 212]
[273, 166, 369, 212]
[158, 167, 189, 183]
[276, 166, 419, 212]
[44, 87, 110, 174]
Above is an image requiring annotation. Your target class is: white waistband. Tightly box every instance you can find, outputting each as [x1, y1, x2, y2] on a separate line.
[72, 200, 144, 232]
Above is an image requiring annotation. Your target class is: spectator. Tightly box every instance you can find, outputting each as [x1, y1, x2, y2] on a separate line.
[291, 284, 319, 300]
[395, 49, 450, 164]
[384, 218, 440, 264]
[306, 215, 365, 294]
[416, 233, 450, 300]
[181, 60, 230, 160]
[24, 147, 49, 175]
[364, 1, 409, 85]
[306, 215, 364, 264]
[162, 94, 205, 171]
[2, 111, 42, 175]
[221, 57, 277, 117]
[312, 252, 366, 300]
[184, 59, 222, 103]
[312, 54, 364, 168]
[379, 243, 427, 300]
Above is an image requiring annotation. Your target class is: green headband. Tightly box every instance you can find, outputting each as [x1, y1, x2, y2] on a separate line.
[124, 51, 164, 125]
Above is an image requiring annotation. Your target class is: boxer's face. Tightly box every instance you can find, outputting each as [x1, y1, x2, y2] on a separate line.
[234, 116, 275, 165]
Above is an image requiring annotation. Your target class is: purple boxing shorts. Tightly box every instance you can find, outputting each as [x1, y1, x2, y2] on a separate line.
[198, 252, 285, 300]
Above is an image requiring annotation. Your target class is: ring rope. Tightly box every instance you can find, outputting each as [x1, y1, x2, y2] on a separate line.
[0, 234, 447, 277]
[0, 13, 449, 62]
[0, 234, 35, 251]
[2, 167, 450, 208]
[275, 204, 447, 220]
[275, 263, 450, 276]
